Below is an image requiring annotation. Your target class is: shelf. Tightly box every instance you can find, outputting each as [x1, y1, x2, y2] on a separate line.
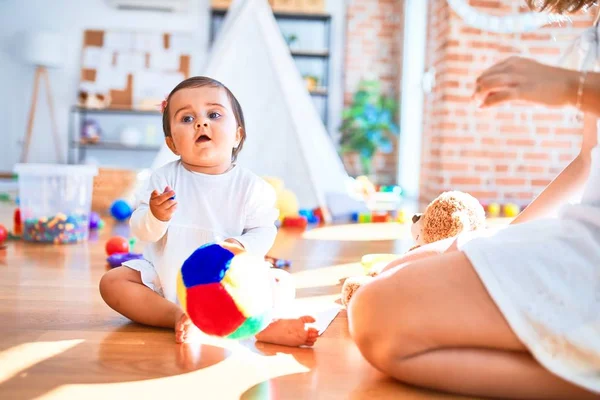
[71, 106, 161, 116]
[309, 88, 328, 97]
[73, 141, 161, 151]
[290, 49, 329, 58]
[211, 8, 331, 21]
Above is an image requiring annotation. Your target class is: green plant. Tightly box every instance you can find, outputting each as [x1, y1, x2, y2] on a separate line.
[339, 80, 399, 175]
[285, 33, 298, 46]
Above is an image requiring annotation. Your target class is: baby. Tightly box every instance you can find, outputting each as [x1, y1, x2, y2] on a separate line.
[100, 76, 318, 346]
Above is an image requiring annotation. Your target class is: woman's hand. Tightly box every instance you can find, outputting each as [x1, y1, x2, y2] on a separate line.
[473, 56, 577, 109]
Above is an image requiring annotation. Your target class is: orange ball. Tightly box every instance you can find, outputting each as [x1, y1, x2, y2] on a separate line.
[105, 236, 130, 256]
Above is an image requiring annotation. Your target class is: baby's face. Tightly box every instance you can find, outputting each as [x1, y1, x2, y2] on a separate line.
[166, 86, 241, 173]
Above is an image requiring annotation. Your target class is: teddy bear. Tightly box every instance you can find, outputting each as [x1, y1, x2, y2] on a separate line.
[341, 191, 486, 307]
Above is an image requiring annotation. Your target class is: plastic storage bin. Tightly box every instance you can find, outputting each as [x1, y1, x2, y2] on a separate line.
[14, 164, 98, 244]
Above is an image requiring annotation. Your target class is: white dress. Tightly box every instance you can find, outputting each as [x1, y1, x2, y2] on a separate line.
[122, 161, 279, 303]
[457, 135, 600, 393]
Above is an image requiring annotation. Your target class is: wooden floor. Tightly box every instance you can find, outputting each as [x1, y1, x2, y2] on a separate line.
[0, 202, 482, 400]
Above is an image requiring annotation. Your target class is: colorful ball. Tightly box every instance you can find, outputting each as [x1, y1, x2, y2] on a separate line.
[105, 236, 130, 256]
[89, 212, 101, 230]
[110, 200, 133, 221]
[487, 202, 501, 217]
[177, 243, 273, 339]
[0, 224, 7, 244]
[504, 203, 521, 218]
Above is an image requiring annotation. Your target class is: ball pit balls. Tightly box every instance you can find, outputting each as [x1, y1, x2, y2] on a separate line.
[177, 243, 273, 339]
[487, 203, 501, 217]
[105, 236, 130, 256]
[0, 224, 7, 244]
[110, 200, 133, 221]
[23, 213, 88, 244]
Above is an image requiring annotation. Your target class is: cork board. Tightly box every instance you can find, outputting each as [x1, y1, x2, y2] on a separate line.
[79, 29, 193, 110]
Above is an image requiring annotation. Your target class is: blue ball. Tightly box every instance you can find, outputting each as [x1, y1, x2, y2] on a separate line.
[110, 200, 133, 221]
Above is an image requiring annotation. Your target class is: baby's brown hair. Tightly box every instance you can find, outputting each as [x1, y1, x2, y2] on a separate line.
[162, 76, 246, 162]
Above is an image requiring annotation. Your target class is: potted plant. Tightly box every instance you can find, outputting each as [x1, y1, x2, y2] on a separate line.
[303, 74, 319, 91]
[285, 33, 298, 48]
[339, 79, 399, 177]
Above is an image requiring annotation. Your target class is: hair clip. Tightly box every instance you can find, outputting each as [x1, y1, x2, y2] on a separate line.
[158, 95, 168, 114]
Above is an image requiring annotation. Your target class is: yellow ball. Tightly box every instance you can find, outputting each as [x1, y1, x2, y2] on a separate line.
[278, 189, 299, 219]
[504, 203, 520, 218]
[487, 203, 501, 217]
[396, 209, 406, 223]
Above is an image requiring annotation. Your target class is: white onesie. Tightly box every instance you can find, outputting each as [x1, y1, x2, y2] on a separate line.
[123, 160, 279, 303]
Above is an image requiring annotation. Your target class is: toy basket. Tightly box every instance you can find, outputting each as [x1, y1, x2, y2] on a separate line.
[92, 167, 140, 214]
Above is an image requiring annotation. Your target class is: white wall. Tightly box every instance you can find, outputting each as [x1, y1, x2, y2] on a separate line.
[397, 0, 428, 200]
[0, 0, 210, 172]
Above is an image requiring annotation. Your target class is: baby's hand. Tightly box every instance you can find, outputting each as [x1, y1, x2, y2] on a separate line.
[150, 186, 177, 222]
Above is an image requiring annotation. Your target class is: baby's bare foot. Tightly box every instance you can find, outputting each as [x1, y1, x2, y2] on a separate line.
[255, 316, 319, 347]
[174, 312, 200, 343]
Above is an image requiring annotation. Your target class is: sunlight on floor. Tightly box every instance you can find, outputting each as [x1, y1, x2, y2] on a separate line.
[39, 347, 309, 400]
[291, 262, 364, 290]
[303, 222, 411, 241]
[0, 340, 84, 384]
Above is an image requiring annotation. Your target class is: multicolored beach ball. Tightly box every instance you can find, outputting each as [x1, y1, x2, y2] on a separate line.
[176, 243, 273, 339]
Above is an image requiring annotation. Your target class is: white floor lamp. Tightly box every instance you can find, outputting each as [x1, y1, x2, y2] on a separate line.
[21, 31, 65, 163]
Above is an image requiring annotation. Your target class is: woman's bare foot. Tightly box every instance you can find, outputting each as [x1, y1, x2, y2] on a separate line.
[174, 311, 200, 343]
[255, 316, 319, 347]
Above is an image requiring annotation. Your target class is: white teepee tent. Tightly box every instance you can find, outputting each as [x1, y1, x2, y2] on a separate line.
[151, 0, 361, 219]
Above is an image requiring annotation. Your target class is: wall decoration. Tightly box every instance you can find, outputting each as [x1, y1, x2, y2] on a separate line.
[447, 0, 568, 34]
[78, 29, 193, 110]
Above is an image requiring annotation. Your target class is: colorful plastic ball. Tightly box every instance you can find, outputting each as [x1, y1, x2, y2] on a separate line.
[110, 200, 133, 221]
[89, 212, 101, 230]
[177, 243, 273, 339]
[487, 203, 501, 217]
[504, 203, 521, 218]
[105, 236, 130, 256]
[0, 224, 7, 244]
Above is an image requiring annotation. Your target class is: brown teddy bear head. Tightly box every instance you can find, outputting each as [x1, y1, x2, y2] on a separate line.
[411, 191, 486, 246]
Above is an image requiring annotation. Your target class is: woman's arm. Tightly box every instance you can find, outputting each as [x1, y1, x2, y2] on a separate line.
[510, 153, 591, 224]
[475, 57, 600, 223]
[474, 56, 600, 115]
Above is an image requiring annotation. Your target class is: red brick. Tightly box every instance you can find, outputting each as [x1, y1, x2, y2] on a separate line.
[441, 162, 470, 171]
[532, 179, 552, 187]
[516, 165, 545, 174]
[468, 190, 498, 199]
[496, 178, 527, 186]
[506, 139, 536, 146]
[529, 47, 562, 56]
[499, 125, 532, 135]
[556, 128, 581, 136]
[524, 152, 551, 161]
[541, 140, 571, 149]
[451, 176, 481, 185]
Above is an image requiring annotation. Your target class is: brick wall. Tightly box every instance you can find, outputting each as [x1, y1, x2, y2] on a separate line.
[420, 1, 595, 207]
[343, 0, 404, 184]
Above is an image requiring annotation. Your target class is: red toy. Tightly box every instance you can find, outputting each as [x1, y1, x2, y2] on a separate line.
[0, 224, 8, 248]
[313, 207, 326, 225]
[372, 213, 390, 223]
[282, 216, 308, 229]
[13, 208, 22, 236]
[105, 236, 130, 256]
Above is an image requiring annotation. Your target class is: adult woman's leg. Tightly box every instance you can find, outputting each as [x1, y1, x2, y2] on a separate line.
[378, 237, 458, 274]
[348, 251, 597, 399]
